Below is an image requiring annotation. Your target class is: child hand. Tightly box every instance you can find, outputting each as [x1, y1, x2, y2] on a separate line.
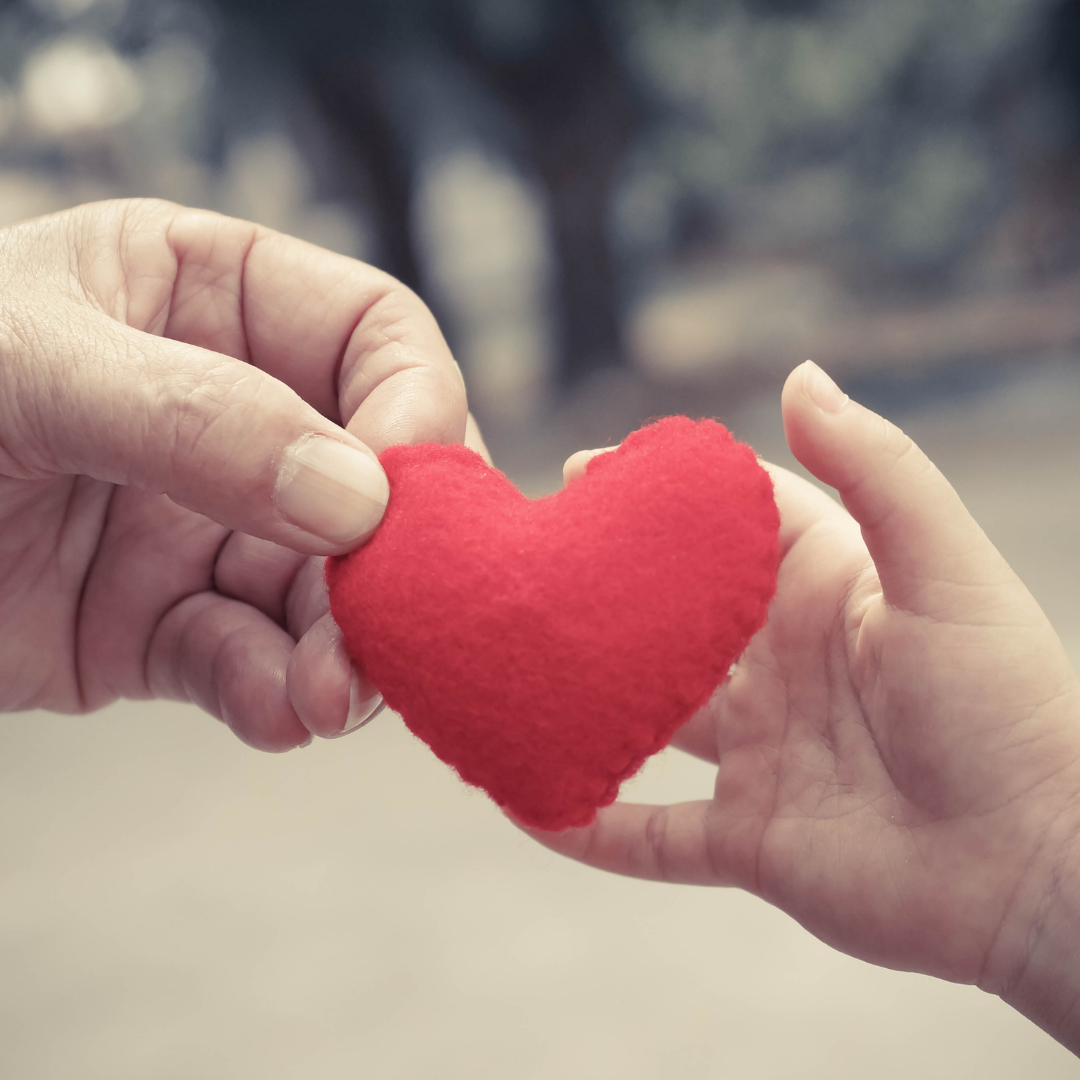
[537, 360, 1080, 1052]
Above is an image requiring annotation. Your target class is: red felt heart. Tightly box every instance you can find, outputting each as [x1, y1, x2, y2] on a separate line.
[327, 416, 780, 830]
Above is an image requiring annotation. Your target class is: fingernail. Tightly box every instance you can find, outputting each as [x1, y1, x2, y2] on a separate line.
[803, 360, 848, 414]
[298, 733, 313, 749]
[563, 446, 617, 484]
[327, 675, 385, 738]
[276, 436, 389, 546]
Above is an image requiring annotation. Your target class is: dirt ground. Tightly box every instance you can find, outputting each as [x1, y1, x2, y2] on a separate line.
[3, 358, 1080, 1078]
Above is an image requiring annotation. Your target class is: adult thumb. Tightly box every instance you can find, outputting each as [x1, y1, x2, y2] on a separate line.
[35, 317, 389, 555]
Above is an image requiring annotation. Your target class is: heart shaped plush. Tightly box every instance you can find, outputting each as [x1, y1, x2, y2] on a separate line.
[327, 416, 779, 830]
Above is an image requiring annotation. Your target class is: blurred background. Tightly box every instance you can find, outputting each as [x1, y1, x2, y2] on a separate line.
[2, 0, 1080, 1075]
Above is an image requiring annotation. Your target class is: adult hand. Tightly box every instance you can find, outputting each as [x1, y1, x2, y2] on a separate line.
[540, 361, 1080, 1052]
[0, 198, 468, 749]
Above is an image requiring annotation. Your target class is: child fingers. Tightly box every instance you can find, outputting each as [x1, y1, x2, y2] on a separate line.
[760, 459, 861, 559]
[563, 446, 617, 485]
[670, 705, 721, 763]
[519, 800, 739, 886]
[465, 413, 492, 464]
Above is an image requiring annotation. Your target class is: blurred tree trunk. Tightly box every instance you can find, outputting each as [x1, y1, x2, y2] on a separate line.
[213, 0, 645, 391]
[305, 60, 423, 292]
[448, 2, 642, 389]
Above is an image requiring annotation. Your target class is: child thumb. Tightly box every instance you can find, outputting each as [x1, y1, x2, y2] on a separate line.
[781, 361, 1014, 618]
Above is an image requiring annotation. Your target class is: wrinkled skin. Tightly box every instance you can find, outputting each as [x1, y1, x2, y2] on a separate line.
[0, 198, 475, 747]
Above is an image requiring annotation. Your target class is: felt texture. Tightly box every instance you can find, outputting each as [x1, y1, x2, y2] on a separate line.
[326, 416, 780, 831]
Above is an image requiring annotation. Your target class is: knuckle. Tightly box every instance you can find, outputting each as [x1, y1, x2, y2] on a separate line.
[155, 362, 260, 468]
[877, 416, 932, 483]
[641, 805, 673, 881]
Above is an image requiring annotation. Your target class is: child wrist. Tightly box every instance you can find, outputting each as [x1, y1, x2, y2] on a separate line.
[985, 799, 1080, 1053]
